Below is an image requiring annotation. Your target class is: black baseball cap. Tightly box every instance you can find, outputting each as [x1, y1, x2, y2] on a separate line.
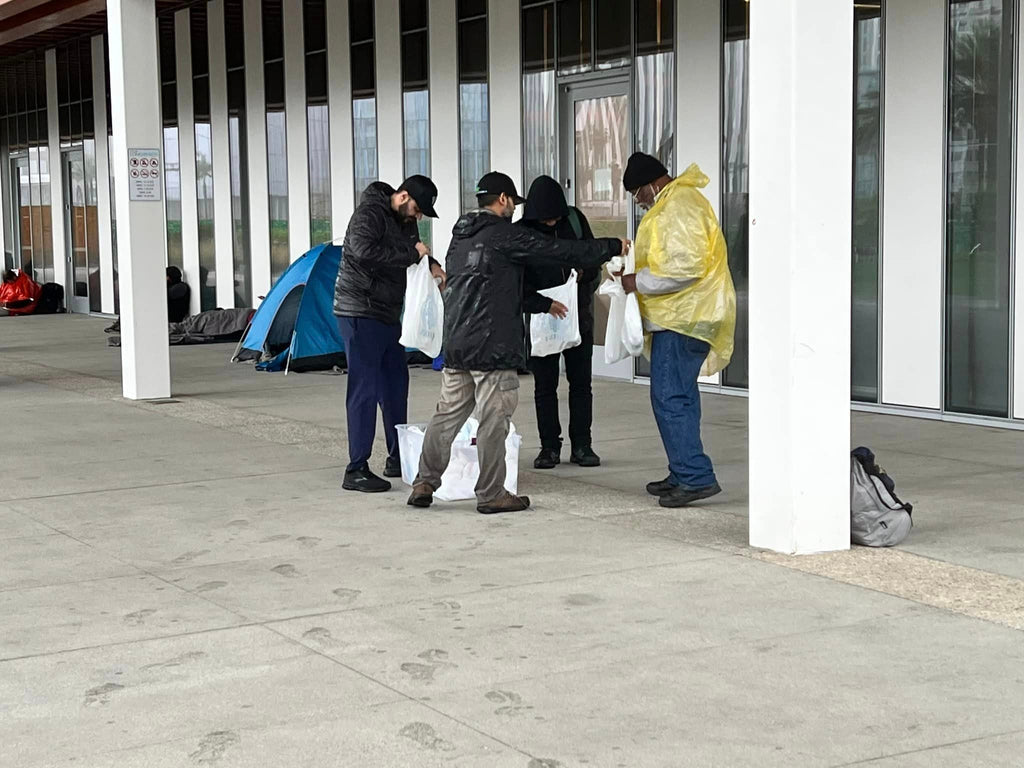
[475, 172, 526, 205]
[398, 174, 438, 218]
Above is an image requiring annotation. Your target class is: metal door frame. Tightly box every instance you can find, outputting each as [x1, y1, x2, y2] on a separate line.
[62, 148, 89, 314]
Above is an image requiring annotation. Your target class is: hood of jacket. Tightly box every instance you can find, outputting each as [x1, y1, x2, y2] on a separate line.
[451, 209, 507, 239]
[522, 175, 570, 222]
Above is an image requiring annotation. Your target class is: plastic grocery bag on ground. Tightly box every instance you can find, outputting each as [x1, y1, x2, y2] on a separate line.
[396, 419, 521, 501]
[530, 270, 581, 358]
[399, 256, 444, 358]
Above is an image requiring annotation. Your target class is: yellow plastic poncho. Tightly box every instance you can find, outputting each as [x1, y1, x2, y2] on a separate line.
[633, 163, 737, 376]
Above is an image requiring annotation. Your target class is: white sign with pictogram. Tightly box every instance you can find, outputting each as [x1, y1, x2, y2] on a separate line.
[128, 148, 162, 202]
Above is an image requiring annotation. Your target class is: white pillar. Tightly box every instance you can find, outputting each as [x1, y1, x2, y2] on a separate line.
[243, 0, 272, 299]
[208, 0, 236, 307]
[283, 0, 311, 258]
[107, 0, 171, 399]
[882, 0, 944, 409]
[327, 0, 355, 238]
[748, 0, 852, 554]
[375, 0, 403, 185]
[677, 0, 722, 386]
[429, 0, 459, 261]
[488, 0, 521, 187]
[1016, 0, 1024, 420]
[92, 34, 116, 315]
[175, 8, 201, 315]
[44, 49, 68, 294]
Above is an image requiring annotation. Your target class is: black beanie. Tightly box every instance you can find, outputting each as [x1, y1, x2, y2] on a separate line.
[622, 152, 668, 192]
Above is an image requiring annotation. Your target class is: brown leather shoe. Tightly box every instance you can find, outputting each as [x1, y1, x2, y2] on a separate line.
[407, 483, 434, 508]
[477, 492, 531, 515]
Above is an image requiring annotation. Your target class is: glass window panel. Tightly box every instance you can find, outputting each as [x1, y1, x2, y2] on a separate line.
[306, 50, 329, 103]
[403, 88, 430, 178]
[401, 0, 427, 31]
[67, 43, 81, 102]
[228, 69, 246, 112]
[59, 105, 71, 143]
[263, 0, 285, 61]
[635, 0, 673, 56]
[522, 70, 557, 190]
[84, 138, 101, 312]
[266, 109, 290, 283]
[159, 15, 177, 81]
[721, 4, 750, 389]
[225, 0, 246, 68]
[558, 0, 592, 74]
[82, 99, 95, 138]
[595, 0, 630, 68]
[24, 57, 36, 111]
[163, 83, 178, 124]
[265, 60, 285, 110]
[852, 6, 882, 403]
[352, 97, 378, 197]
[522, 4, 555, 73]
[458, 17, 488, 82]
[945, 0, 1014, 417]
[80, 39, 93, 101]
[192, 7, 210, 77]
[304, 0, 328, 53]
[70, 102, 83, 140]
[458, 0, 486, 20]
[350, 0, 374, 44]
[401, 30, 429, 90]
[308, 104, 332, 245]
[459, 82, 488, 212]
[70, 153, 88, 298]
[196, 122, 217, 309]
[635, 52, 674, 170]
[229, 115, 251, 307]
[351, 42, 376, 97]
[55, 51, 68, 105]
[164, 126, 184, 270]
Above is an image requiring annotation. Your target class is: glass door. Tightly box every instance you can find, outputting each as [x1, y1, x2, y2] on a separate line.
[62, 149, 90, 314]
[560, 78, 632, 378]
[11, 155, 34, 275]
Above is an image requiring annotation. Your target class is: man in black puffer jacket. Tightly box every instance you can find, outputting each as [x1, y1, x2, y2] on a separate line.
[335, 175, 446, 494]
[407, 172, 627, 515]
[520, 175, 603, 471]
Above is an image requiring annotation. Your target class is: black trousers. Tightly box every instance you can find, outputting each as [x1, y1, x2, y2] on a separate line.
[528, 330, 594, 452]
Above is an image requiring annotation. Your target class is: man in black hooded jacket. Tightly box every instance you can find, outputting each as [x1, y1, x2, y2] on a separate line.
[334, 175, 445, 494]
[520, 175, 602, 471]
[407, 172, 627, 515]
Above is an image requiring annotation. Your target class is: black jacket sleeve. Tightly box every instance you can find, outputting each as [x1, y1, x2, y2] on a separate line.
[523, 290, 553, 315]
[502, 225, 620, 272]
[349, 205, 420, 268]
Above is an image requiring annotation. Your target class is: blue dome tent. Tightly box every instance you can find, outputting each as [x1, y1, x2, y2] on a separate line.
[232, 243, 346, 372]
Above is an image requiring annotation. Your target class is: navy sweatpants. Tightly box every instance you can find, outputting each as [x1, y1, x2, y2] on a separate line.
[337, 316, 409, 472]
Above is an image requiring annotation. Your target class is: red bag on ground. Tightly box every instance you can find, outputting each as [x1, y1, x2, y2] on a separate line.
[0, 271, 42, 315]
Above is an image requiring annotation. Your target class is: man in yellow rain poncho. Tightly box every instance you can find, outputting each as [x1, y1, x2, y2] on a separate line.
[617, 152, 736, 509]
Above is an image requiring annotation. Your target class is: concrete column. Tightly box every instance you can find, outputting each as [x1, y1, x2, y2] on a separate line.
[283, 0, 310, 258]
[677, 0, 722, 386]
[44, 49, 67, 294]
[327, 0, 355, 238]
[488, 0, 521, 187]
[208, 0, 236, 307]
[1016, 0, 1024, 420]
[243, 0, 271, 299]
[107, 0, 171, 399]
[748, 0, 852, 554]
[375, 0, 403, 185]
[91, 35, 116, 315]
[175, 8, 201, 315]
[429, 0, 459, 261]
[882, 0, 944, 409]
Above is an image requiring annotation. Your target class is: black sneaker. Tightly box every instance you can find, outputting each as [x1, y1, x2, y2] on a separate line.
[342, 468, 391, 493]
[533, 448, 561, 470]
[659, 483, 722, 508]
[383, 456, 402, 478]
[646, 475, 678, 496]
[570, 446, 601, 467]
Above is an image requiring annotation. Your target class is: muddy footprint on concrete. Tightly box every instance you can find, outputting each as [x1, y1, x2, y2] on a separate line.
[296, 536, 321, 548]
[189, 730, 241, 764]
[528, 760, 563, 768]
[485, 689, 534, 717]
[172, 550, 211, 564]
[83, 683, 124, 707]
[426, 569, 453, 584]
[398, 722, 455, 752]
[195, 581, 228, 593]
[301, 626, 337, 647]
[401, 649, 455, 683]
[123, 608, 157, 626]
[271, 563, 300, 578]
[142, 651, 207, 671]
[332, 587, 361, 602]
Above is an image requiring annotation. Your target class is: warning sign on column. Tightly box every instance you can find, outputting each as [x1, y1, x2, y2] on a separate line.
[128, 148, 162, 202]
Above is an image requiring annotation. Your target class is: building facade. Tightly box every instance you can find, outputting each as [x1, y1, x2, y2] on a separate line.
[0, 0, 1022, 429]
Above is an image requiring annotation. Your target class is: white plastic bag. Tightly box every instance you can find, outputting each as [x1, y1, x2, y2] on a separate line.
[396, 419, 521, 501]
[623, 293, 644, 355]
[399, 256, 444, 358]
[599, 251, 645, 363]
[529, 270, 581, 358]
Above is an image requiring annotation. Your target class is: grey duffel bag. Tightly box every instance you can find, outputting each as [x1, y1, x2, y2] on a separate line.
[850, 447, 913, 547]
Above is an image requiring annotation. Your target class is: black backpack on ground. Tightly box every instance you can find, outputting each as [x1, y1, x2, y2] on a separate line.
[36, 283, 64, 314]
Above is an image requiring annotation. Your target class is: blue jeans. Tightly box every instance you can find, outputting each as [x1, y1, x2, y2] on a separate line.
[650, 331, 717, 490]
[337, 316, 409, 472]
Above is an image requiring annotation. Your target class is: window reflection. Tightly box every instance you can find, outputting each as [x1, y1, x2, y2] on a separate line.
[458, 5, 488, 213]
[306, 0, 331, 246]
[945, 0, 1014, 416]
